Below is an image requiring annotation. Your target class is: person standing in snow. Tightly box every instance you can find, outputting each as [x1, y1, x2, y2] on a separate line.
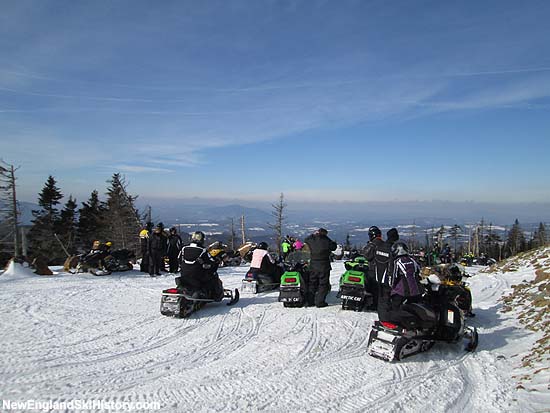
[148, 223, 168, 276]
[364, 226, 390, 310]
[304, 228, 337, 308]
[167, 227, 183, 273]
[139, 222, 153, 272]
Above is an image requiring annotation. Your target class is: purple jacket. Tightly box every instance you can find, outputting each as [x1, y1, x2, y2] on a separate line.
[390, 256, 422, 298]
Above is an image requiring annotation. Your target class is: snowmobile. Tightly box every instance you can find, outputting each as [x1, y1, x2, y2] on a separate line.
[278, 250, 310, 308]
[70, 248, 135, 276]
[160, 285, 239, 318]
[337, 256, 374, 311]
[241, 270, 280, 294]
[367, 275, 478, 362]
[439, 263, 475, 317]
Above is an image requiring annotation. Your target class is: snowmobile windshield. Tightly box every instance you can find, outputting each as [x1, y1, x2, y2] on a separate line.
[285, 251, 310, 266]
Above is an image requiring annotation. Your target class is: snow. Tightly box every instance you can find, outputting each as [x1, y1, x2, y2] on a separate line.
[0, 260, 548, 412]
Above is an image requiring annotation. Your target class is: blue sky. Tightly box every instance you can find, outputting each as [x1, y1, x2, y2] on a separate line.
[1, 0, 550, 204]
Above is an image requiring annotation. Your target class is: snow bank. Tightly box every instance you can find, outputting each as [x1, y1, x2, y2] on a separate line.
[1, 259, 38, 279]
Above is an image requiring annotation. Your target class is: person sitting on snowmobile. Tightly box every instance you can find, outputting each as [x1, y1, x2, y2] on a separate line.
[248, 242, 284, 284]
[175, 231, 224, 301]
[378, 242, 424, 329]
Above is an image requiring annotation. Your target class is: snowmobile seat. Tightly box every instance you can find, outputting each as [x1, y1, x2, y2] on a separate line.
[402, 303, 438, 329]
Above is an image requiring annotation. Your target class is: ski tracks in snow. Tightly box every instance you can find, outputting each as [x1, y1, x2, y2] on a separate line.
[0, 264, 531, 412]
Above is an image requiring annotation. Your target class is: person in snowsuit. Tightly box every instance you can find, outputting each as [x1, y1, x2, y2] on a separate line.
[167, 227, 183, 273]
[304, 228, 337, 307]
[176, 231, 224, 301]
[364, 226, 392, 310]
[281, 236, 294, 260]
[378, 242, 424, 329]
[148, 223, 168, 276]
[139, 222, 153, 272]
[248, 242, 284, 285]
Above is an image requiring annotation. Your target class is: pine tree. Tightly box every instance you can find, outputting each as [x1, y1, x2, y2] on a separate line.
[344, 233, 351, 252]
[506, 219, 526, 256]
[28, 176, 64, 263]
[77, 190, 107, 250]
[57, 196, 78, 255]
[103, 174, 141, 251]
[530, 222, 548, 249]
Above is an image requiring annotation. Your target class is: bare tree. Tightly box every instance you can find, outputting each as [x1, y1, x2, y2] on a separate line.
[0, 160, 20, 259]
[268, 193, 286, 255]
[240, 215, 246, 245]
[228, 218, 236, 250]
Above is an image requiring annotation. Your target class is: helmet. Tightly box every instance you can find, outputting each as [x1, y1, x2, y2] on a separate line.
[191, 231, 205, 245]
[157, 222, 164, 230]
[258, 242, 268, 250]
[368, 226, 381, 241]
[170, 227, 177, 234]
[391, 242, 409, 257]
[105, 241, 112, 247]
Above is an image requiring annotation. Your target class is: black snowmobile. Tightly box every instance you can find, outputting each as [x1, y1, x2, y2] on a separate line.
[367, 274, 478, 362]
[72, 248, 135, 276]
[336, 256, 374, 311]
[160, 282, 239, 318]
[241, 269, 281, 294]
[278, 250, 310, 308]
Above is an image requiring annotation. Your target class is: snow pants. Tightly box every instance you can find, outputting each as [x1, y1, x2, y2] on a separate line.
[307, 261, 331, 307]
[149, 250, 164, 275]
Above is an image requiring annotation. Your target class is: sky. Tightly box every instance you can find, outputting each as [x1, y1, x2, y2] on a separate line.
[1, 0, 550, 206]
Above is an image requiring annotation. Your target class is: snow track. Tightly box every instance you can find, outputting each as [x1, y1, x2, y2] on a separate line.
[0, 263, 541, 412]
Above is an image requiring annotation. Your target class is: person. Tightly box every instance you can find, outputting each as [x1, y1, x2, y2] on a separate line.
[293, 238, 304, 251]
[378, 242, 424, 329]
[281, 236, 293, 260]
[148, 223, 167, 276]
[364, 226, 392, 310]
[304, 228, 337, 307]
[248, 242, 284, 284]
[167, 227, 183, 273]
[176, 231, 224, 301]
[139, 222, 153, 272]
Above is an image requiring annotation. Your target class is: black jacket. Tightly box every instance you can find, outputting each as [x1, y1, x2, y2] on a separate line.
[364, 238, 392, 285]
[149, 230, 168, 252]
[305, 233, 337, 262]
[167, 234, 182, 257]
[179, 243, 219, 288]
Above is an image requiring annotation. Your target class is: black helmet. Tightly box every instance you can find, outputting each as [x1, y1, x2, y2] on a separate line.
[386, 228, 399, 243]
[170, 226, 177, 234]
[191, 231, 205, 245]
[391, 242, 409, 257]
[368, 226, 381, 241]
[157, 222, 164, 230]
[258, 241, 268, 250]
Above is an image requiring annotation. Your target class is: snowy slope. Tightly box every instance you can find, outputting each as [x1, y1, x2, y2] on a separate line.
[0, 260, 548, 412]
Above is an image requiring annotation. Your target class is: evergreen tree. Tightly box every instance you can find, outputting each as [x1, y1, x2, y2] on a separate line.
[103, 174, 141, 251]
[506, 219, 526, 256]
[531, 222, 548, 249]
[484, 223, 502, 260]
[28, 176, 64, 263]
[57, 196, 78, 255]
[77, 190, 107, 250]
[344, 233, 351, 252]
